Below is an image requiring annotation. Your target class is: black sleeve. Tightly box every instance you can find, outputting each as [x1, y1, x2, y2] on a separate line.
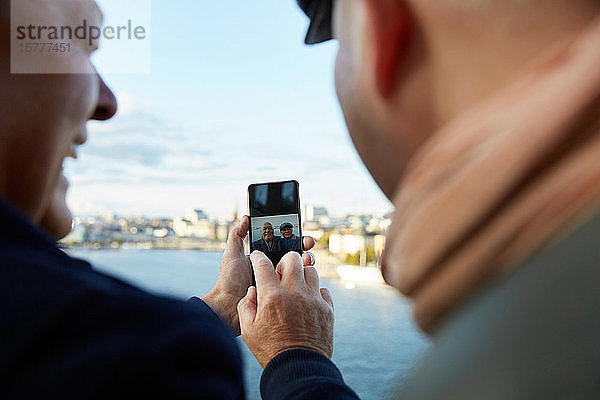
[4, 288, 245, 400]
[260, 349, 360, 400]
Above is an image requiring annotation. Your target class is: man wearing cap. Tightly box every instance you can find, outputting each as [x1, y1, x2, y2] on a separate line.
[285, 0, 600, 397]
[280, 222, 302, 252]
[280, 222, 297, 240]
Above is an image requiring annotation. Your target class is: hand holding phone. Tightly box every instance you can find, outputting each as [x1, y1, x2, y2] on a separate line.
[238, 251, 334, 367]
[202, 181, 314, 335]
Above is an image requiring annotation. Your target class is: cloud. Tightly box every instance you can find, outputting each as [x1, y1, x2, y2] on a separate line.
[65, 100, 390, 218]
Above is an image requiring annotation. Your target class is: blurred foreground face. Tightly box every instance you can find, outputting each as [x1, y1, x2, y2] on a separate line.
[331, 0, 599, 199]
[262, 223, 275, 241]
[330, 0, 600, 322]
[332, 0, 434, 199]
[0, 0, 117, 239]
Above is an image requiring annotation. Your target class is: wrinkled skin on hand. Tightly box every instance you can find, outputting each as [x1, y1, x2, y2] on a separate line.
[238, 251, 334, 367]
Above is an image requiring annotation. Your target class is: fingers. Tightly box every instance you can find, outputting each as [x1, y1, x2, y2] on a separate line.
[250, 251, 279, 291]
[276, 252, 304, 286]
[237, 286, 258, 328]
[224, 216, 250, 258]
[320, 288, 334, 311]
[302, 236, 316, 251]
[304, 266, 319, 292]
[302, 251, 315, 267]
[302, 236, 315, 251]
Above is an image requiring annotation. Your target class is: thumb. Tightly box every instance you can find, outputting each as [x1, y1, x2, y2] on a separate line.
[237, 286, 257, 329]
[224, 216, 249, 259]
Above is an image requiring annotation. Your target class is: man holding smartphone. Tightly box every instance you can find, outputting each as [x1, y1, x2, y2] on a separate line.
[0, 1, 357, 399]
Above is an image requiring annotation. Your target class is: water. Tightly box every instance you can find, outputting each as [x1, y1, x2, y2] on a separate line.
[68, 249, 429, 399]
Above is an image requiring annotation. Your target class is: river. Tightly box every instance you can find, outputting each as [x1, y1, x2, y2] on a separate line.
[68, 249, 429, 400]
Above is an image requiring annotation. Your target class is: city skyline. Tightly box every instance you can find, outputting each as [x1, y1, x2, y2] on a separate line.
[64, 0, 393, 218]
[69, 203, 392, 222]
[64, 203, 391, 268]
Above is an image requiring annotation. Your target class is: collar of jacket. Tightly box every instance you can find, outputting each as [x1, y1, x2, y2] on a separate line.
[0, 196, 90, 269]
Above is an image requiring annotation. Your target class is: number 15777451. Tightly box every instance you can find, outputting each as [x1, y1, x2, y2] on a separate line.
[19, 42, 71, 53]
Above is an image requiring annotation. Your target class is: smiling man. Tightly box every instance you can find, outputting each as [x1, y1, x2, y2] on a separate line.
[0, 1, 356, 399]
[280, 222, 296, 240]
[252, 222, 280, 251]
[261, 222, 276, 243]
[280, 222, 302, 253]
[252, 222, 290, 265]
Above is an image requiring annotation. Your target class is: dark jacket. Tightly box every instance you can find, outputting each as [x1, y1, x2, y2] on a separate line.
[0, 198, 358, 400]
[283, 237, 302, 252]
[252, 236, 286, 253]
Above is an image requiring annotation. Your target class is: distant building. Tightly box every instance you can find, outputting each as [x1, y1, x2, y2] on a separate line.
[173, 216, 215, 240]
[186, 208, 208, 224]
[215, 219, 234, 242]
[373, 235, 386, 259]
[173, 217, 189, 237]
[329, 233, 366, 255]
[100, 212, 116, 224]
[153, 228, 169, 238]
[303, 229, 325, 241]
[328, 233, 386, 260]
[303, 205, 328, 222]
[302, 220, 325, 241]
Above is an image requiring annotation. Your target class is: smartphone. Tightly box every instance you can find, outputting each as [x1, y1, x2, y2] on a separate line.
[248, 180, 303, 267]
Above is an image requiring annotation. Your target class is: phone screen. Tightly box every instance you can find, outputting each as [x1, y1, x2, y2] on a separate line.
[248, 180, 302, 266]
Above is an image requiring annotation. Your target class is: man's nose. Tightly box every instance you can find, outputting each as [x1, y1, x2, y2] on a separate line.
[92, 74, 118, 121]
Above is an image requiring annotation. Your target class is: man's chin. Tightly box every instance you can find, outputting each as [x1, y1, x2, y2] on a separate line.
[40, 175, 74, 240]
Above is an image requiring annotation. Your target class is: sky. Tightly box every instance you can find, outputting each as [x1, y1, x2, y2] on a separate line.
[64, 0, 393, 219]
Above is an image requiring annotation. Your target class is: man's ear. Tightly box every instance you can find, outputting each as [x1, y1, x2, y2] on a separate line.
[364, 0, 411, 99]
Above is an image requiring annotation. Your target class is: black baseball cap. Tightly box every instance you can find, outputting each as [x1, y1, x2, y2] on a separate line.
[297, 0, 334, 44]
[280, 222, 294, 230]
